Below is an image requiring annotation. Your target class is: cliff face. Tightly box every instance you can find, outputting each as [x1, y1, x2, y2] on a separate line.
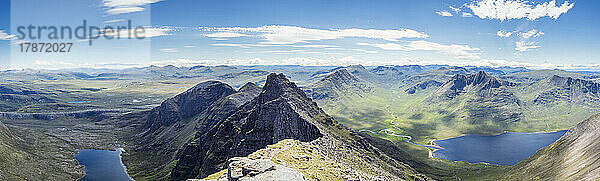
[504, 113, 600, 180]
[144, 81, 237, 131]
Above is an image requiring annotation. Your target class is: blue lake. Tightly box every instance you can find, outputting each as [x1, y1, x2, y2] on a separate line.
[432, 130, 567, 165]
[75, 149, 133, 181]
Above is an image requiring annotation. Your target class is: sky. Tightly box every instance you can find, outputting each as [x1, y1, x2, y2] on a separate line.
[0, 0, 599, 70]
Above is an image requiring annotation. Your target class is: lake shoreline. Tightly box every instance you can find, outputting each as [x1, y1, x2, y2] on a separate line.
[425, 130, 568, 166]
[75, 148, 133, 181]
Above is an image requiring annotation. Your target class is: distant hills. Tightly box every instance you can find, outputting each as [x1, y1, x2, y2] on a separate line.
[303, 65, 600, 140]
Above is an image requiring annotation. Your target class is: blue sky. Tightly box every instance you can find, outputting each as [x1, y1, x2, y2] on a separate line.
[1, 0, 598, 70]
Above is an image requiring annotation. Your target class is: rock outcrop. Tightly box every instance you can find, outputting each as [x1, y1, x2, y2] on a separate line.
[196, 157, 305, 181]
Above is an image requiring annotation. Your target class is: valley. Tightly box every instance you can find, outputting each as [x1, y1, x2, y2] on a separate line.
[0, 64, 599, 180]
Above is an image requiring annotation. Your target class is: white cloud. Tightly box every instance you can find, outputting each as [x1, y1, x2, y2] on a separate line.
[351, 49, 378, 54]
[103, 19, 126, 24]
[183, 45, 196, 48]
[449, 6, 461, 12]
[98, 26, 173, 38]
[515, 41, 541, 51]
[467, 0, 574, 21]
[102, 0, 162, 15]
[0, 30, 16, 40]
[106, 7, 145, 15]
[462, 12, 473, 17]
[358, 40, 481, 60]
[497, 30, 514, 37]
[204, 32, 248, 38]
[436, 11, 453, 17]
[210, 43, 337, 49]
[519, 29, 544, 38]
[160, 48, 178, 53]
[211, 43, 251, 48]
[201, 25, 428, 44]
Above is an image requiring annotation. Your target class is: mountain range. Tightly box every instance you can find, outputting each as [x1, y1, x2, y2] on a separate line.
[1, 64, 600, 180]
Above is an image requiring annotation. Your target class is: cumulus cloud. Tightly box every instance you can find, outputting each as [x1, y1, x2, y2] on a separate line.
[519, 29, 544, 38]
[102, 0, 163, 15]
[467, 0, 574, 21]
[358, 40, 481, 60]
[201, 25, 428, 44]
[515, 41, 541, 51]
[497, 30, 514, 37]
[436, 11, 453, 17]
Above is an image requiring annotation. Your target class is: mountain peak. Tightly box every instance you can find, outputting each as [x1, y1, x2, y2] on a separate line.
[145, 80, 236, 130]
[434, 71, 513, 100]
[261, 73, 309, 102]
[238, 82, 260, 92]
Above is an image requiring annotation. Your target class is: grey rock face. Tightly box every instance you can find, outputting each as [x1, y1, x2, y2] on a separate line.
[145, 81, 237, 131]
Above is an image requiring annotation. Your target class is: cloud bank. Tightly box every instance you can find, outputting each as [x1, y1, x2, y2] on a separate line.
[468, 0, 574, 21]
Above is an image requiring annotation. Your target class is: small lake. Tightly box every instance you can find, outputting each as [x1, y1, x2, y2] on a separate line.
[75, 149, 133, 181]
[432, 130, 567, 165]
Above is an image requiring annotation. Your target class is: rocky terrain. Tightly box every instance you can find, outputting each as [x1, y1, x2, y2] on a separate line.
[303, 68, 373, 101]
[532, 75, 600, 106]
[0, 120, 84, 180]
[118, 73, 432, 181]
[503, 113, 600, 180]
[198, 157, 305, 181]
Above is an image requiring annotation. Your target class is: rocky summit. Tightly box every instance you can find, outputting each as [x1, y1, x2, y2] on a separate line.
[170, 73, 326, 180]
